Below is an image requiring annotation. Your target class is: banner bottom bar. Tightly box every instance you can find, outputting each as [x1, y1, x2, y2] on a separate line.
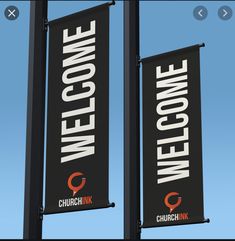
[43, 202, 115, 216]
[141, 218, 210, 229]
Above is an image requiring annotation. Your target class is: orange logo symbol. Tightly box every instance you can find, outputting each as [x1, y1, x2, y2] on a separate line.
[164, 192, 182, 213]
[67, 172, 86, 197]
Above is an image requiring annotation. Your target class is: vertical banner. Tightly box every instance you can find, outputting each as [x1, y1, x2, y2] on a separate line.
[142, 45, 205, 227]
[45, 3, 110, 214]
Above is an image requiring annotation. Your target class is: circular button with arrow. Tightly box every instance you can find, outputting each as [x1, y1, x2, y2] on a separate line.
[218, 6, 232, 20]
[193, 6, 208, 21]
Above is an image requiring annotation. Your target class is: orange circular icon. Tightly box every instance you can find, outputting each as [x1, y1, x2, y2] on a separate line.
[164, 192, 182, 213]
[67, 172, 86, 197]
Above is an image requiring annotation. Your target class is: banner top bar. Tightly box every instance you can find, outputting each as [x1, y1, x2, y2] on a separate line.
[141, 43, 205, 64]
[49, 2, 110, 26]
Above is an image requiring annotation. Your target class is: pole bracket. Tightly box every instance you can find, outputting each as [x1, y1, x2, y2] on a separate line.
[138, 220, 142, 234]
[136, 55, 141, 67]
[44, 18, 49, 31]
[39, 207, 44, 220]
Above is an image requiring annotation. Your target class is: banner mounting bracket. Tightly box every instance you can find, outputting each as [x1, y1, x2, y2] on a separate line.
[44, 18, 48, 31]
[138, 220, 142, 234]
[39, 207, 44, 220]
[136, 55, 141, 67]
[107, 202, 115, 208]
[199, 43, 205, 48]
[204, 218, 210, 223]
[108, 0, 116, 6]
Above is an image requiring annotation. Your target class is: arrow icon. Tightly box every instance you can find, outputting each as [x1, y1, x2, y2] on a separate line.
[198, 9, 203, 17]
[223, 9, 228, 17]
[194, 6, 208, 20]
[218, 6, 232, 20]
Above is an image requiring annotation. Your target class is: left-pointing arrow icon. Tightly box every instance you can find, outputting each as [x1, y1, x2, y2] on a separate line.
[194, 6, 208, 20]
[198, 9, 203, 17]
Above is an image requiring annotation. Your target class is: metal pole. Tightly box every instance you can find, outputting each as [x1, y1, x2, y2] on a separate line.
[23, 0, 48, 239]
[124, 0, 141, 239]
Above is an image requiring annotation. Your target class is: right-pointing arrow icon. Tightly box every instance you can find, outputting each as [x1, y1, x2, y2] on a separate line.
[223, 9, 228, 17]
[218, 6, 233, 20]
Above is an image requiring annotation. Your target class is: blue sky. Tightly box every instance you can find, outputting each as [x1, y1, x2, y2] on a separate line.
[0, 0, 235, 239]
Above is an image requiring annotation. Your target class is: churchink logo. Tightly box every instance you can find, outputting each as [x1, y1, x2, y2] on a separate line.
[58, 172, 92, 208]
[164, 192, 182, 213]
[156, 192, 189, 223]
[67, 172, 86, 196]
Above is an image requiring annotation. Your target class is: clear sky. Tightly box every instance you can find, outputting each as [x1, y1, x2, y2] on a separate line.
[0, 0, 235, 239]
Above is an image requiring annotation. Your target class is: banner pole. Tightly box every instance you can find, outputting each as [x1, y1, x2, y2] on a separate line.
[124, 0, 141, 239]
[23, 0, 48, 239]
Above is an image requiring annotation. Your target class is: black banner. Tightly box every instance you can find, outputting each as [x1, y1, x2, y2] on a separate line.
[45, 4, 110, 214]
[142, 45, 205, 227]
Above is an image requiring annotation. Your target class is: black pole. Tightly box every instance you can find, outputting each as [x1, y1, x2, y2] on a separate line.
[23, 0, 48, 239]
[124, 0, 141, 239]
